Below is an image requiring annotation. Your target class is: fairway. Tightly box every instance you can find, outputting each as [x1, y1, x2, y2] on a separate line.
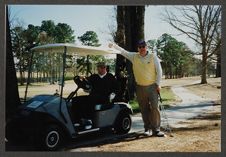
[18, 80, 88, 99]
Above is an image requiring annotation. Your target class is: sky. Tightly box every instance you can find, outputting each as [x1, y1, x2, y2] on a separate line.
[9, 5, 196, 51]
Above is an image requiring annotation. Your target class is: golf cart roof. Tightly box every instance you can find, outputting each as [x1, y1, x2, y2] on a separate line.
[31, 43, 120, 56]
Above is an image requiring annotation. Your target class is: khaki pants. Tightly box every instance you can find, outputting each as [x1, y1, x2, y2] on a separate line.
[136, 83, 161, 131]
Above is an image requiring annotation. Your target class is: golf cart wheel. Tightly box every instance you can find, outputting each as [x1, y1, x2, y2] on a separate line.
[114, 112, 132, 134]
[40, 124, 63, 151]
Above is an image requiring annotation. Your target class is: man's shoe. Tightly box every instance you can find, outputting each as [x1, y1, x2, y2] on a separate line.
[143, 129, 153, 136]
[154, 131, 165, 137]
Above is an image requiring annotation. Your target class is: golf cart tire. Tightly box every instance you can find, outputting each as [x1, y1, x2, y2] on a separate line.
[114, 112, 132, 134]
[39, 124, 64, 151]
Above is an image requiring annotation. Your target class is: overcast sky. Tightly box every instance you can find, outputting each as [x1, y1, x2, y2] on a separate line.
[10, 5, 197, 51]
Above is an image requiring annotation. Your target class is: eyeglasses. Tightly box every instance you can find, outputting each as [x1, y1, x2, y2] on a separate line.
[138, 45, 146, 49]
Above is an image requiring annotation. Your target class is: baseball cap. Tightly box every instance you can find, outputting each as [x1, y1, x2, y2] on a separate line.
[97, 62, 106, 67]
[137, 40, 147, 46]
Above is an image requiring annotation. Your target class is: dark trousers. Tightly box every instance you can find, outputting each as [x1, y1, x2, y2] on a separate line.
[72, 94, 109, 122]
[136, 83, 161, 131]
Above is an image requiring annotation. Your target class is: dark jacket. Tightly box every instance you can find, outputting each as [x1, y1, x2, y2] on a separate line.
[87, 73, 119, 103]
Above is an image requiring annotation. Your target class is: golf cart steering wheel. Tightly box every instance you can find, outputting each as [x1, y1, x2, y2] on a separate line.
[73, 76, 92, 91]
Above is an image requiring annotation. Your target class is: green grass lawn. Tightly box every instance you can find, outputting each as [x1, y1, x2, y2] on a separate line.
[129, 87, 177, 114]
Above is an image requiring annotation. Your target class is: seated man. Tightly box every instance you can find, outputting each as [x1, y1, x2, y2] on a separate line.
[86, 62, 119, 105]
[72, 62, 120, 123]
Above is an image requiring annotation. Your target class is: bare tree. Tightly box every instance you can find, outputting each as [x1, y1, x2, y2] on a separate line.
[164, 5, 221, 83]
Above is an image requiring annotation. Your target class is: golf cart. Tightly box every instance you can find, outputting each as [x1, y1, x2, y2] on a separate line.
[6, 43, 133, 151]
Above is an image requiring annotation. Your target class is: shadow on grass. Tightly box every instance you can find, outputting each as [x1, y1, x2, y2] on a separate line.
[167, 101, 214, 110]
[189, 113, 221, 120]
[131, 101, 175, 114]
[183, 83, 221, 89]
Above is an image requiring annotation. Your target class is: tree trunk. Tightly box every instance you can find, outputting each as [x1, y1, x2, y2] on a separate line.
[6, 6, 21, 120]
[216, 49, 221, 77]
[114, 6, 130, 102]
[86, 55, 90, 77]
[201, 50, 208, 84]
[115, 6, 126, 78]
[124, 6, 145, 100]
[124, 6, 135, 100]
[169, 64, 173, 79]
[36, 71, 39, 82]
[19, 68, 24, 85]
[134, 6, 145, 43]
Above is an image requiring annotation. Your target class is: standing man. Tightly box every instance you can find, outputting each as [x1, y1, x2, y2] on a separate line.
[109, 40, 164, 137]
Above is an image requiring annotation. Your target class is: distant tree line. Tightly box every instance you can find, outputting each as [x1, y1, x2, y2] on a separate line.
[147, 33, 215, 79]
[10, 19, 109, 85]
[11, 20, 75, 85]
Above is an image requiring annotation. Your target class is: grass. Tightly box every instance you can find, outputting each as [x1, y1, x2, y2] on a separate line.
[129, 87, 177, 114]
[18, 80, 177, 114]
[160, 87, 177, 103]
[129, 100, 140, 114]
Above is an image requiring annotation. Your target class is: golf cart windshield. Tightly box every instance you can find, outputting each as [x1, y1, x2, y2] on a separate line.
[21, 43, 119, 101]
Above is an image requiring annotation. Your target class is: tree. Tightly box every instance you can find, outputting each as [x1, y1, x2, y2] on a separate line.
[113, 6, 130, 102]
[112, 6, 145, 100]
[211, 23, 221, 77]
[157, 34, 179, 79]
[24, 24, 40, 45]
[11, 24, 39, 85]
[40, 20, 56, 43]
[147, 39, 157, 52]
[124, 6, 145, 100]
[114, 6, 126, 79]
[6, 6, 21, 120]
[54, 23, 75, 43]
[164, 5, 221, 83]
[40, 20, 75, 44]
[10, 19, 76, 86]
[78, 31, 101, 46]
[215, 47, 221, 77]
[156, 33, 194, 79]
[78, 31, 101, 76]
[23, 24, 40, 82]
[11, 26, 27, 85]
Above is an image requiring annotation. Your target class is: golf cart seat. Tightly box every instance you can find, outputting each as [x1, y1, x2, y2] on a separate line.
[71, 96, 113, 112]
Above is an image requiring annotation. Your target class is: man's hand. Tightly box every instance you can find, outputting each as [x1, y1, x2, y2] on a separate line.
[79, 76, 85, 80]
[79, 76, 88, 81]
[108, 43, 114, 48]
[109, 93, 116, 102]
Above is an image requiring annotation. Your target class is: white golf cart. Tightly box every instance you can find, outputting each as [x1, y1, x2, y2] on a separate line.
[6, 43, 133, 151]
